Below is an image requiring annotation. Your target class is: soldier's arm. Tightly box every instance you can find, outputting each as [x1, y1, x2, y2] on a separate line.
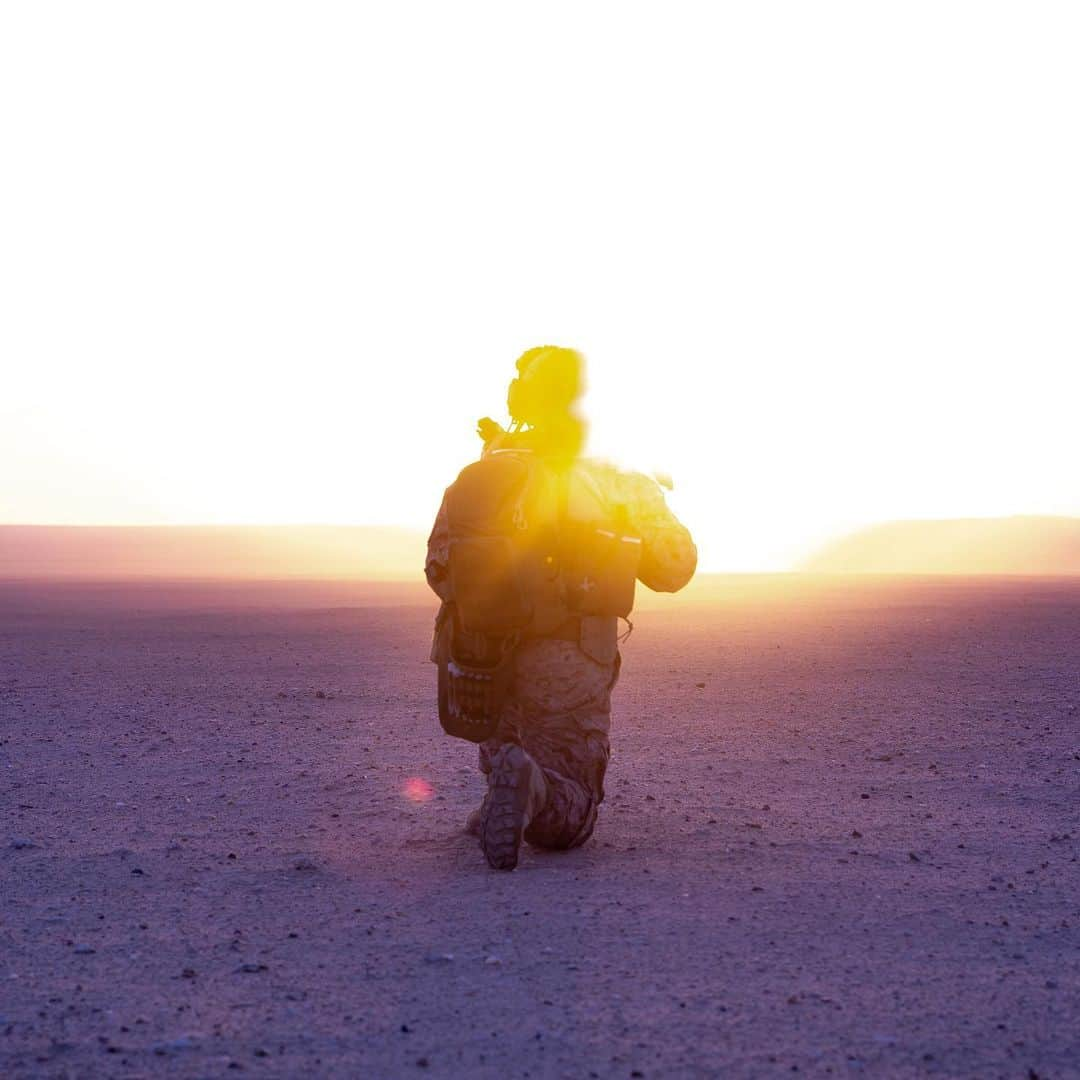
[619, 472, 698, 593]
[425, 491, 453, 601]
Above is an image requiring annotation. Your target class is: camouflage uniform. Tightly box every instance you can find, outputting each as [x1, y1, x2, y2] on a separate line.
[426, 458, 696, 857]
[480, 639, 616, 849]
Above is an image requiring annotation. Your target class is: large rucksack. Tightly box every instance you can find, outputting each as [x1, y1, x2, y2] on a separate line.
[435, 449, 641, 742]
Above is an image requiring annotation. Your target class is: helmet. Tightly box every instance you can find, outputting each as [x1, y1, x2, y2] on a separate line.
[507, 346, 584, 428]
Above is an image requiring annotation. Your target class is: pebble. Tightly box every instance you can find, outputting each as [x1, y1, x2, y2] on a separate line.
[152, 1035, 198, 1055]
[9, 838, 37, 850]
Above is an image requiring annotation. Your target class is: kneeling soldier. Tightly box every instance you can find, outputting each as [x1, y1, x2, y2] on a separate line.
[425, 346, 696, 870]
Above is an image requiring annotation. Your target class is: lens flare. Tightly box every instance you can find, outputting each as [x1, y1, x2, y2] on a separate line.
[403, 777, 434, 803]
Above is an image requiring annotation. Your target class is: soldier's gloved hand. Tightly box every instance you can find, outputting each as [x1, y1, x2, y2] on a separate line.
[477, 417, 506, 444]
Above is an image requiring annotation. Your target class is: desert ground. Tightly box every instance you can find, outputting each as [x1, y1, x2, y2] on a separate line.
[1, 576, 1077, 1079]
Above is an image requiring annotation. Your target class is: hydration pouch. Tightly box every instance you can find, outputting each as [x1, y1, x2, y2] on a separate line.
[448, 535, 532, 635]
[435, 606, 517, 743]
[445, 451, 544, 636]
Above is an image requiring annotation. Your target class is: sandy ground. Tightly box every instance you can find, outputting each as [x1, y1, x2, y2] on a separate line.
[1, 576, 1077, 1079]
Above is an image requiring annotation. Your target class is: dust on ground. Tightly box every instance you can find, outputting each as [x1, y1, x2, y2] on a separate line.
[1, 577, 1078, 1078]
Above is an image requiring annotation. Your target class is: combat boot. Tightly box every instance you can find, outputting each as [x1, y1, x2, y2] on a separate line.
[465, 795, 487, 836]
[480, 743, 548, 870]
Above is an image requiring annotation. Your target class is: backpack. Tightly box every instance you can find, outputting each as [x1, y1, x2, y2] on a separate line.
[435, 449, 641, 742]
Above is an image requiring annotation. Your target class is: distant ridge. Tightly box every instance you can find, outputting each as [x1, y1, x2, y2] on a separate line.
[0, 525, 427, 580]
[802, 516, 1080, 575]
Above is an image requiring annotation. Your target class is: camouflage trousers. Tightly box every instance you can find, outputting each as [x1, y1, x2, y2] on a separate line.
[479, 639, 618, 850]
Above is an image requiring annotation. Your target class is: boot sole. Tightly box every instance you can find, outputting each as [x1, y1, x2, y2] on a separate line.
[481, 745, 531, 871]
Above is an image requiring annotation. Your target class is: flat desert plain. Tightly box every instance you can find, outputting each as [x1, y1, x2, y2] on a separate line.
[1, 576, 1077, 1079]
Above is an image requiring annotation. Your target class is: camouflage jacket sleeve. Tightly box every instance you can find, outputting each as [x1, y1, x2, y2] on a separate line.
[425, 490, 453, 601]
[617, 471, 698, 593]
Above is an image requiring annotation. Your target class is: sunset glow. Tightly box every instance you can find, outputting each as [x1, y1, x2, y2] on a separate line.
[3, 3, 1077, 571]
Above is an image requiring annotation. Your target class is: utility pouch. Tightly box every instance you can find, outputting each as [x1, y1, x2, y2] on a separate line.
[561, 525, 642, 618]
[435, 606, 517, 743]
[579, 614, 619, 666]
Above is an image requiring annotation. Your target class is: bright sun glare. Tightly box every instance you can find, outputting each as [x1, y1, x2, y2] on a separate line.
[2, 3, 1078, 570]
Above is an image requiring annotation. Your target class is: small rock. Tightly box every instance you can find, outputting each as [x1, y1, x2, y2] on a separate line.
[424, 953, 454, 964]
[293, 858, 318, 872]
[152, 1035, 197, 1055]
[235, 963, 268, 974]
[315, 690, 327, 699]
[73, 944, 96, 955]
[9, 838, 37, 850]
[484, 955, 501, 965]
[908, 852, 920, 862]
[416, 1057, 430, 1068]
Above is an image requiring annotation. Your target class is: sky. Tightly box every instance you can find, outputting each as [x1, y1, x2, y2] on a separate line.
[3, 2, 1078, 571]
